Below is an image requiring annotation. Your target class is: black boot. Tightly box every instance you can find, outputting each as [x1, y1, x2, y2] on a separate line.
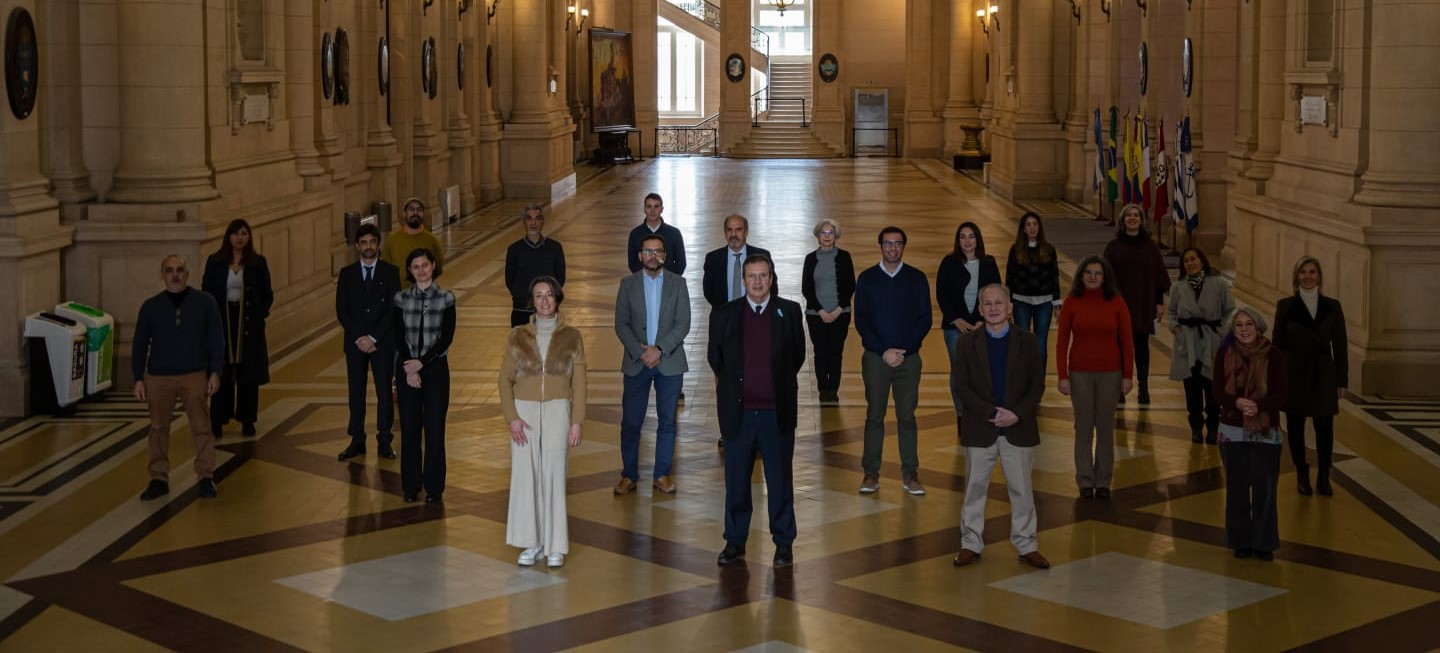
[1138, 382, 1151, 405]
[1316, 466, 1333, 496]
[1296, 465, 1313, 496]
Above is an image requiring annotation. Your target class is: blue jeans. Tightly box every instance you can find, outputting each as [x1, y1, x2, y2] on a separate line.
[943, 328, 963, 414]
[1012, 300, 1054, 370]
[620, 368, 682, 481]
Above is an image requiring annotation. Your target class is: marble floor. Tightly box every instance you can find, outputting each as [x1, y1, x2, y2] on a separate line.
[2, 158, 1439, 652]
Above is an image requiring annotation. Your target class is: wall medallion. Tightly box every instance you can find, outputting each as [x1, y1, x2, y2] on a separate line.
[378, 37, 390, 95]
[320, 32, 334, 99]
[334, 28, 351, 105]
[1139, 42, 1149, 96]
[817, 53, 838, 83]
[4, 8, 39, 120]
[725, 53, 745, 83]
[421, 37, 437, 99]
[1182, 38, 1193, 98]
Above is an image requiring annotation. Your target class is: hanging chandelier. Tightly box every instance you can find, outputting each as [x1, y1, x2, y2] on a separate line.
[770, 0, 793, 17]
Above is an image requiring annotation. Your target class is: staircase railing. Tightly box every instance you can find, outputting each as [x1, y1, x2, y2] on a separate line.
[657, 113, 720, 157]
[751, 27, 769, 60]
[671, 0, 720, 30]
[749, 87, 769, 124]
[753, 97, 808, 127]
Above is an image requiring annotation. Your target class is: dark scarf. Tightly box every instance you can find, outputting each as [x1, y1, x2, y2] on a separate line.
[1222, 336, 1273, 432]
[1187, 272, 1205, 296]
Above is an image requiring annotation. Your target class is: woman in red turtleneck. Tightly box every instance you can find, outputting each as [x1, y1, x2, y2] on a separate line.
[1057, 255, 1134, 499]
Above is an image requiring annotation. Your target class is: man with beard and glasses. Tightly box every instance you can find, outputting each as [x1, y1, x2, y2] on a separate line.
[505, 204, 566, 327]
[336, 223, 403, 462]
[382, 197, 444, 286]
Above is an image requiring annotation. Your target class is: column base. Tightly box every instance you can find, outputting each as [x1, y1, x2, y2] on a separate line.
[500, 118, 577, 200]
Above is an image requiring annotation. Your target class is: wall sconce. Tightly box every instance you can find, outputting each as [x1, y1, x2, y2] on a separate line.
[1135, 0, 1147, 16]
[487, 0, 501, 24]
[1098, 0, 1111, 21]
[1069, 0, 1081, 22]
[576, 8, 589, 33]
[458, 0, 473, 19]
[976, 5, 998, 35]
[566, 4, 589, 32]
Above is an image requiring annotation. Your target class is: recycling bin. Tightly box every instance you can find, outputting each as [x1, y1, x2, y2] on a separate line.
[25, 312, 86, 414]
[53, 301, 115, 395]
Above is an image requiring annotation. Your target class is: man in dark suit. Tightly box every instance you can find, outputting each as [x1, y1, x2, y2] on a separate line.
[951, 284, 1050, 570]
[708, 253, 805, 568]
[335, 223, 402, 461]
[702, 214, 771, 308]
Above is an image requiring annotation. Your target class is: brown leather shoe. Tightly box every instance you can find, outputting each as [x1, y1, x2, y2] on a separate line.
[1019, 551, 1051, 569]
[653, 476, 677, 494]
[902, 475, 927, 496]
[858, 474, 880, 494]
[953, 549, 981, 567]
[613, 477, 637, 496]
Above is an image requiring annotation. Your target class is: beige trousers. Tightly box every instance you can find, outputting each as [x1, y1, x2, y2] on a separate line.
[506, 399, 573, 554]
[1069, 371, 1121, 490]
[145, 372, 216, 481]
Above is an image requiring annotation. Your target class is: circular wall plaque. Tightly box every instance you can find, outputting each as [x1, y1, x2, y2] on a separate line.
[725, 53, 745, 83]
[378, 37, 390, 95]
[320, 32, 334, 99]
[421, 37, 437, 99]
[1182, 38, 1193, 98]
[1139, 42, 1149, 96]
[334, 28, 351, 105]
[4, 8, 38, 120]
[456, 42, 465, 91]
[817, 53, 838, 83]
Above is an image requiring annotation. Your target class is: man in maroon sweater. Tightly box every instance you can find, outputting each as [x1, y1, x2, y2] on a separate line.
[707, 254, 806, 567]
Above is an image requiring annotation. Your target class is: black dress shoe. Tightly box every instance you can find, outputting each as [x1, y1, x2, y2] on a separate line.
[140, 480, 170, 501]
[241, 422, 257, 437]
[774, 545, 794, 568]
[1256, 550, 1274, 562]
[1080, 488, 1095, 499]
[337, 445, 366, 462]
[1137, 390, 1151, 405]
[197, 478, 218, 498]
[1316, 474, 1333, 496]
[1095, 487, 1112, 499]
[425, 493, 443, 503]
[1297, 472, 1314, 496]
[1191, 430, 1203, 443]
[378, 443, 398, 459]
[717, 543, 746, 566]
[1234, 548, 1253, 559]
[403, 493, 419, 503]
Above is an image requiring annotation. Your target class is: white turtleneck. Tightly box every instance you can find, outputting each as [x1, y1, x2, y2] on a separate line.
[535, 315, 558, 365]
[1299, 288, 1319, 319]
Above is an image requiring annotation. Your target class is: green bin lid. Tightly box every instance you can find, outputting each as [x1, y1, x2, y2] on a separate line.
[63, 302, 106, 318]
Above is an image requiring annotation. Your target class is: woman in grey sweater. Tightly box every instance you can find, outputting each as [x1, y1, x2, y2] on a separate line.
[1168, 248, 1234, 444]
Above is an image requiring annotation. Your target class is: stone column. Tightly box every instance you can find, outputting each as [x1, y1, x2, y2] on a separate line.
[366, 0, 401, 214]
[902, 0, 941, 156]
[1062, 4, 1089, 203]
[942, 0, 980, 158]
[447, 4, 477, 216]
[717, 0, 752, 152]
[105, 0, 218, 203]
[285, 0, 325, 184]
[986, 0, 1066, 199]
[1246, 0, 1285, 183]
[500, 0, 575, 199]
[1191, 0, 1238, 255]
[474, 1, 503, 203]
[811, 0, 845, 151]
[1354, 0, 1440, 210]
[630, 0, 657, 157]
[40, 0, 96, 219]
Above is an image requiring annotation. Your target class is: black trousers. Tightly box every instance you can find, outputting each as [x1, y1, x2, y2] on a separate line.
[345, 343, 395, 446]
[397, 357, 450, 496]
[805, 312, 850, 395]
[510, 307, 532, 328]
[212, 301, 259, 428]
[722, 409, 797, 547]
[1220, 441, 1281, 552]
[1286, 412, 1334, 473]
[1183, 362, 1219, 435]
[1132, 331, 1152, 389]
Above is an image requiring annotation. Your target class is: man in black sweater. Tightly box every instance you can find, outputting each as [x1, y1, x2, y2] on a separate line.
[132, 255, 226, 501]
[505, 204, 566, 327]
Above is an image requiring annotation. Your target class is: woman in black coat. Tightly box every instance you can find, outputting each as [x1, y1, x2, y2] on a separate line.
[1272, 256, 1348, 497]
[201, 219, 274, 437]
[1103, 203, 1171, 405]
[936, 221, 1001, 436]
[801, 219, 856, 404]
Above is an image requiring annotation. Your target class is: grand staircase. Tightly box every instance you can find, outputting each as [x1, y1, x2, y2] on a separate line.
[729, 57, 844, 159]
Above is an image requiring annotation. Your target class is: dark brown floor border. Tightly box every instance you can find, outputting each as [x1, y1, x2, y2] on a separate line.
[1285, 599, 1440, 652]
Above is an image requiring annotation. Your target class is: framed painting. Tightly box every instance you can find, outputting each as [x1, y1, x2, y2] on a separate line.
[589, 28, 636, 132]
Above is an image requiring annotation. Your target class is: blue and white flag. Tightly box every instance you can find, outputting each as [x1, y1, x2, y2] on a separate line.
[1174, 116, 1199, 233]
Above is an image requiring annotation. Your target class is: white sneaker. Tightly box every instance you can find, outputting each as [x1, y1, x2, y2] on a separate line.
[547, 553, 565, 568]
[518, 547, 543, 566]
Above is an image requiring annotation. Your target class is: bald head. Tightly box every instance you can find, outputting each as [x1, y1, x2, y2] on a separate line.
[160, 255, 190, 293]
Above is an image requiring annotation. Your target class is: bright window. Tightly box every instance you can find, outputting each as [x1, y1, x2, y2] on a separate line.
[657, 17, 703, 116]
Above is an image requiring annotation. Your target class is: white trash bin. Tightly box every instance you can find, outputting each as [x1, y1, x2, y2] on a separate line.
[53, 302, 115, 395]
[25, 312, 86, 413]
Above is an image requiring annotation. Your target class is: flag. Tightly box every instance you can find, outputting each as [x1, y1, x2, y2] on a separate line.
[1106, 107, 1119, 203]
[1152, 116, 1169, 224]
[1092, 108, 1102, 193]
[1120, 112, 1134, 204]
[1175, 116, 1199, 233]
[1128, 113, 1143, 206]
[1138, 113, 1152, 212]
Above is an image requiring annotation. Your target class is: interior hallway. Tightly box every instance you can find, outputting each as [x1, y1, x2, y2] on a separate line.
[1, 159, 1438, 651]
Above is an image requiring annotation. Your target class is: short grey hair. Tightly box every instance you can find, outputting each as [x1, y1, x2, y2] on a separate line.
[522, 203, 544, 219]
[160, 254, 187, 271]
[1224, 305, 1269, 337]
[978, 283, 1010, 301]
[813, 219, 842, 240]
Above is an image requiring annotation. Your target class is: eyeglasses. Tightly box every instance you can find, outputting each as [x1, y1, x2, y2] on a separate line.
[641, 248, 666, 255]
[881, 240, 905, 248]
[819, 229, 836, 236]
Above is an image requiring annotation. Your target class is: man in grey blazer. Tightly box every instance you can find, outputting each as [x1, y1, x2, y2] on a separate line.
[614, 234, 692, 496]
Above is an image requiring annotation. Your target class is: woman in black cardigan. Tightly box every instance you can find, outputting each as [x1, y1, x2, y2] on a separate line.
[1272, 256, 1348, 496]
[936, 221, 1001, 436]
[201, 219, 274, 437]
[1006, 212, 1061, 369]
[801, 219, 856, 404]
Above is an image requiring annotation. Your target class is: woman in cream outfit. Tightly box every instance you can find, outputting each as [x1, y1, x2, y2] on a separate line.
[500, 276, 587, 568]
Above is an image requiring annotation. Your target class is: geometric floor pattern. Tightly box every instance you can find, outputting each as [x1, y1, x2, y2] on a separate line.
[1, 158, 1438, 651]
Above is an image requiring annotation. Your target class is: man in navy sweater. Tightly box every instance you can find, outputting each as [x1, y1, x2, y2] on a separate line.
[505, 204, 566, 327]
[132, 255, 226, 501]
[854, 227, 932, 496]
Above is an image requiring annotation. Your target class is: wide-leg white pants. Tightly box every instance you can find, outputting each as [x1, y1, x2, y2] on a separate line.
[506, 399, 572, 554]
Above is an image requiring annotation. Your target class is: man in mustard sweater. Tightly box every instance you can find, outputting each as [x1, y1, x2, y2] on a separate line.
[382, 197, 444, 285]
